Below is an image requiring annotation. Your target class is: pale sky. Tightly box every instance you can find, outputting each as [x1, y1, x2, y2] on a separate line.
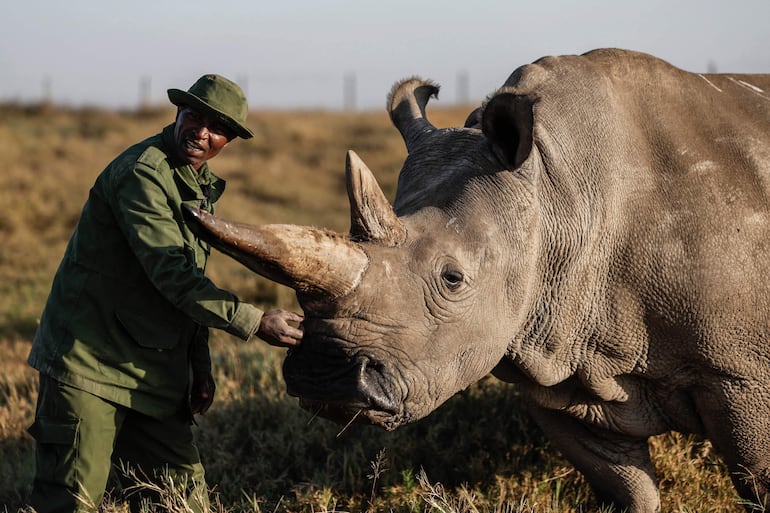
[2, 0, 769, 110]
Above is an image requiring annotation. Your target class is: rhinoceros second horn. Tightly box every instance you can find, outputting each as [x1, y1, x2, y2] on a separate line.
[346, 150, 406, 246]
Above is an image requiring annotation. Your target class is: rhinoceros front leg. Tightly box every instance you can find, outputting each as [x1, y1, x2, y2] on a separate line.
[529, 405, 661, 513]
[695, 381, 770, 510]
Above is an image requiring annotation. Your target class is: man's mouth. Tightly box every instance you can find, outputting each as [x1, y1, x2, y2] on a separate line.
[184, 138, 204, 153]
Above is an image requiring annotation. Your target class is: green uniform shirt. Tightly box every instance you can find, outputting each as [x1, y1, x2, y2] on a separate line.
[28, 124, 263, 419]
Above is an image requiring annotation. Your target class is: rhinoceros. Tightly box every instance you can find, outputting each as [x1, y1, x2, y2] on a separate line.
[184, 48, 770, 512]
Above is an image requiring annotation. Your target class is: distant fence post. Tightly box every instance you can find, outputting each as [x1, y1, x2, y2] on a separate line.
[42, 76, 53, 107]
[343, 72, 357, 111]
[139, 76, 151, 110]
[457, 70, 469, 105]
[237, 75, 249, 104]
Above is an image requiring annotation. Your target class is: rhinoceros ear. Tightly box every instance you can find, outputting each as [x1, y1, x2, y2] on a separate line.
[463, 107, 482, 129]
[481, 92, 536, 171]
[346, 150, 407, 246]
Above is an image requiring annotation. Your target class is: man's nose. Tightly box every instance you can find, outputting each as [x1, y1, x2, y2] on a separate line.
[192, 123, 210, 138]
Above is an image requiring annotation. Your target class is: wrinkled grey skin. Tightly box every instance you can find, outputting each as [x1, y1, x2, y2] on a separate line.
[185, 49, 770, 512]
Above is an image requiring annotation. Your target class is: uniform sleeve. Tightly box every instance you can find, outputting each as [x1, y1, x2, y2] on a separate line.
[111, 161, 263, 340]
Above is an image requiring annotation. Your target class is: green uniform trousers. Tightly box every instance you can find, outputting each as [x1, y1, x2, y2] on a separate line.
[27, 375, 209, 512]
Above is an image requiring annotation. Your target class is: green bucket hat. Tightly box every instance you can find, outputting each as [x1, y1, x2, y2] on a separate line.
[168, 74, 254, 139]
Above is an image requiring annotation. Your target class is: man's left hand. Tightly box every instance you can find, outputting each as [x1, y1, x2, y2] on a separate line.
[256, 309, 304, 348]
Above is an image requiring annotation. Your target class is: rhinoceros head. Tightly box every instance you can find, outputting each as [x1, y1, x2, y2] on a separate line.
[184, 78, 540, 430]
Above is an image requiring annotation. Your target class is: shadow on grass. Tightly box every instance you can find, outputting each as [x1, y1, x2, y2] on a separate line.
[0, 417, 35, 510]
[0, 319, 39, 343]
[195, 377, 568, 506]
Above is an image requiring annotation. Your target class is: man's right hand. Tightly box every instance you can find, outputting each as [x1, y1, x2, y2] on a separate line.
[256, 309, 304, 348]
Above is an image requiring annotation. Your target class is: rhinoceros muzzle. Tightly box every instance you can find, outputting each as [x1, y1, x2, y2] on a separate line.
[283, 345, 406, 429]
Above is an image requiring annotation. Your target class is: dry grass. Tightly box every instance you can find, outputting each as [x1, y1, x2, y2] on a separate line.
[0, 103, 749, 512]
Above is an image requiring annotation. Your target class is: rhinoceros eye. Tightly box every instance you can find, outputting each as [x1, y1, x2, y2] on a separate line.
[441, 268, 464, 290]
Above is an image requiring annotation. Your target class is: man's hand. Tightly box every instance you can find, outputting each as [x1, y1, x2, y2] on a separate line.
[256, 309, 304, 348]
[190, 371, 216, 415]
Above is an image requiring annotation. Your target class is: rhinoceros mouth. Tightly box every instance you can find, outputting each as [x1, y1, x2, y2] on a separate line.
[283, 340, 408, 429]
[296, 398, 409, 431]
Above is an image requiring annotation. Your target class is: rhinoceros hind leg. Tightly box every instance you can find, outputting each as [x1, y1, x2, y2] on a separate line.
[529, 405, 661, 513]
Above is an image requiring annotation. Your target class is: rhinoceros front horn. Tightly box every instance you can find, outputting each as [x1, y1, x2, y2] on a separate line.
[183, 207, 368, 298]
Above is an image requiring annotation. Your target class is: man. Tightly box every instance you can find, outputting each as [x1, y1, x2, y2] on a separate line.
[26, 74, 303, 512]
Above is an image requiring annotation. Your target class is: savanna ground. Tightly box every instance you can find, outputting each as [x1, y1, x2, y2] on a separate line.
[0, 101, 749, 512]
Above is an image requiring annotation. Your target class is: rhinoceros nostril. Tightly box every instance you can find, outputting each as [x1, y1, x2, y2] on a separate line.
[356, 357, 397, 409]
[357, 356, 385, 383]
[363, 358, 384, 373]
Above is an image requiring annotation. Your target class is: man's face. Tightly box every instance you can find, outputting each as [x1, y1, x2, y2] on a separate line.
[173, 106, 235, 170]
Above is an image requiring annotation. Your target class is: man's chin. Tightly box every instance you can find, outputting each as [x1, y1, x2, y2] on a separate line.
[177, 149, 205, 168]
